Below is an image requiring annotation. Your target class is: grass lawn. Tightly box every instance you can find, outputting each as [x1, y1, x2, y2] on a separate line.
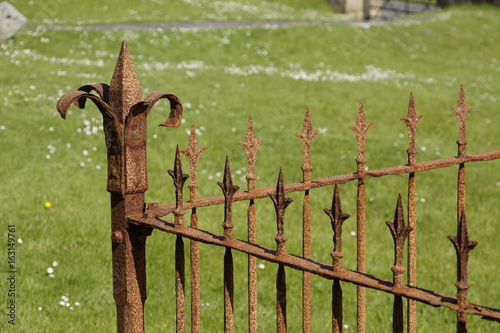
[1, 1, 500, 332]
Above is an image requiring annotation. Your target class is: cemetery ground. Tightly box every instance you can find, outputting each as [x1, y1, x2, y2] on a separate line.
[1, 1, 500, 331]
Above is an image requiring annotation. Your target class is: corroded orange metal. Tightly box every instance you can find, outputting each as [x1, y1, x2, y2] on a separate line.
[350, 101, 372, 333]
[401, 92, 422, 333]
[57, 41, 182, 333]
[295, 109, 319, 333]
[57, 43, 500, 333]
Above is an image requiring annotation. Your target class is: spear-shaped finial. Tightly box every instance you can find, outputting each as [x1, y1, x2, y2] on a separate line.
[350, 101, 372, 174]
[168, 146, 189, 227]
[109, 41, 143, 122]
[270, 168, 293, 256]
[239, 117, 264, 192]
[386, 194, 412, 287]
[451, 85, 473, 158]
[181, 123, 207, 202]
[218, 156, 240, 240]
[295, 108, 320, 183]
[324, 185, 350, 271]
[401, 93, 423, 166]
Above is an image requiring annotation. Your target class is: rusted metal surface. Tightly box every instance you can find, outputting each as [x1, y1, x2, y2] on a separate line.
[324, 185, 350, 333]
[296, 109, 319, 333]
[350, 101, 372, 333]
[218, 157, 238, 332]
[57, 44, 500, 332]
[270, 170, 293, 332]
[387, 195, 412, 333]
[239, 118, 262, 333]
[169, 148, 189, 332]
[401, 92, 421, 333]
[128, 214, 500, 322]
[450, 86, 476, 333]
[142, 149, 500, 220]
[57, 41, 182, 333]
[181, 124, 205, 333]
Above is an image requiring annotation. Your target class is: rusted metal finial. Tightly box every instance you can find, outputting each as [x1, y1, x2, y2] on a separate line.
[239, 117, 264, 192]
[386, 194, 412, 287]
[218, 156, 240, 240]
[451, 86, 473, 158]
[324, 185, 350, 271]
[57, 41, 183, 195]
[168, 146, 189, 227]
[270, 168, 293, 256]
[401, 93, 423, 166]
[448, 209, 478, 332]
[57, 41, 183, 333]
[350, 101, 372, 174]
[181, 123, 207, 202]
[295, 108, 320, 184]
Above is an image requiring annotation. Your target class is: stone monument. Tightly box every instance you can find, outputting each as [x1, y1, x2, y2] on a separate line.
[0, 2, 26, 41]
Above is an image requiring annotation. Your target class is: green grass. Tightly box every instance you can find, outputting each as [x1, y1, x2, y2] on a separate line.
[1, 2, 500, 332]
[11, 0, 344, 25]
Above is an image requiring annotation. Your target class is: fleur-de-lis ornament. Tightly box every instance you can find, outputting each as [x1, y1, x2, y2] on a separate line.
[57, 41, 183, 195]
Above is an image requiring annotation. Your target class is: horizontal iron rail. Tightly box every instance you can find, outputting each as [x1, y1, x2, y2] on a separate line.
[143, 149, 500, 219]
[128, 215, 500, 323]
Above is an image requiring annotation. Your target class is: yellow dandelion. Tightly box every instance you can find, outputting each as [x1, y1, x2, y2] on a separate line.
[44, 201, 52, 208]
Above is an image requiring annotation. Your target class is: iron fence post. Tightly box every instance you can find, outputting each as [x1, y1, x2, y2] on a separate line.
[57, 41, 182, 333]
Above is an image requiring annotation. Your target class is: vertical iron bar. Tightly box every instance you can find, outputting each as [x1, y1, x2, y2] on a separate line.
[386, 195, 412, 333]
[239, 118, 263, 333]
[224, 247, 235, 332]
[175, 235, 186, 333]
[218, 157, 239, 332]
[324, 185, 350, 333]
[401, 93, 422, 333]
[270, 169, 293, 332]
[189, 211, 201, 332]
[181, 124, 206, 333]
[277, 264, 287, 333]
[350, 101, 372, 333]
[296, 109, 319, 333]
[169, 147, 189, 332]
[450, 86, 475, 333]
[57, 41, 183, 333]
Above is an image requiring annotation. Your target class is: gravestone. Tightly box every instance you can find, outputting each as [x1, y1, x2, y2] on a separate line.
[0, 2, 26, 41]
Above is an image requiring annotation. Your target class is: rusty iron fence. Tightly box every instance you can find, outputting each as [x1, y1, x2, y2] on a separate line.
[57, 42, 500, 333]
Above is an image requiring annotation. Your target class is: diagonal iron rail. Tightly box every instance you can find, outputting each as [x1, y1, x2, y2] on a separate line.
[141, 149, 500, 219]
[127, 213, 500, 323]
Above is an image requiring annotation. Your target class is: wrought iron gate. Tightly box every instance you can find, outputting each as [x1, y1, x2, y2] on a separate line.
[57, 42, 500, 333]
